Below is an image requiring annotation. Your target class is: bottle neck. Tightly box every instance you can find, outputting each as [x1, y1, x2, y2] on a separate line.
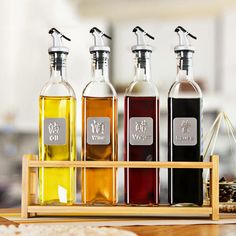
[49, 52, 67, 82]
[134, 50, 151, 81]
[91, 51, 109, 82]
[176, 50, 194, 80]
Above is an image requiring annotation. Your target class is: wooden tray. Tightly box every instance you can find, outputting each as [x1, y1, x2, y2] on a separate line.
[21, 154, 219, 220]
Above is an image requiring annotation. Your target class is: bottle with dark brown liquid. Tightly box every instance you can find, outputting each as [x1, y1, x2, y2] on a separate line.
[168, 26, 203, 206]
[81, 27, 117, 205]
[124, 26, 159, 205]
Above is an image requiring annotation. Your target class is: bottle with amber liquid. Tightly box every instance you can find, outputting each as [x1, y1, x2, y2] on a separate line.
[124, 26, 159, 205]
[168, 26, 203, 206]
[81, 27, 117, 204]
[39, 28, 76, 205]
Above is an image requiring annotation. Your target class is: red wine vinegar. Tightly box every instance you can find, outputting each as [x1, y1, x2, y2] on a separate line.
[124, 96, 159, 205]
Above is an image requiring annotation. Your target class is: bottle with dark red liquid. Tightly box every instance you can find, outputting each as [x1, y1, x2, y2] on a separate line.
[168, 26, 203, 206]
[124, 26, 159, 205]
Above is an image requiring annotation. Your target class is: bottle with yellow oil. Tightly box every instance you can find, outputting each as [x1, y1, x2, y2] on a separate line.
[82, 27, 118, 205]
[39, 28, 76, 205]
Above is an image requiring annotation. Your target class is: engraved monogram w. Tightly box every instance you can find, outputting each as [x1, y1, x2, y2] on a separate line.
[90, 120, 105, 135]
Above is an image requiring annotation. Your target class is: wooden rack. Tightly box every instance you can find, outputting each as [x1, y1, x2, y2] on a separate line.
[21, 154, 219, 220]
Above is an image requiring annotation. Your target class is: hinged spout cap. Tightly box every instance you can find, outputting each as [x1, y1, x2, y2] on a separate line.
[89, 27, 111, 53]
[174, 26, 197, 52]
[48, 28, 71, 54]
[131, 26, 154, 52]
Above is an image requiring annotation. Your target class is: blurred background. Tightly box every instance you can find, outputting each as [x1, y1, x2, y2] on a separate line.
[1, 0, 236, 207]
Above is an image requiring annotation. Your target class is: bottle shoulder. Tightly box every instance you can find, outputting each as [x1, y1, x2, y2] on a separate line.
[168, 79, 202, 98]
[40, 80, 76, 98]
[82, 80, 117, 97]
[125, 80, 159, 97]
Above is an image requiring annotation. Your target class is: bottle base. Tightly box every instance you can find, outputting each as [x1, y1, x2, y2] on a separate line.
[82, 201, 117, 206]
[126, 202, 158, 206]
[170, 202, 201, 207]
[39, 200, 74, 206]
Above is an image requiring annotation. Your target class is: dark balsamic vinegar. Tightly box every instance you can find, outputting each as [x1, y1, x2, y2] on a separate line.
[124, 96, 159, 205]
[168, 97, 203, 206]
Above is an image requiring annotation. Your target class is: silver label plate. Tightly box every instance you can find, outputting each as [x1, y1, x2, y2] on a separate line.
[173, 117, 197, 146]
[129, 117, 153, 146]
[44, 118, 66, 145]
[87, 117, 110, 145]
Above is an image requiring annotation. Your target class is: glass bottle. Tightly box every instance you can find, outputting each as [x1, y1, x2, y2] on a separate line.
[81, 27, 117, 205]
[124, 26, 159, 205]
[168, 26, 203, 206]
[39, 28, 76, 205]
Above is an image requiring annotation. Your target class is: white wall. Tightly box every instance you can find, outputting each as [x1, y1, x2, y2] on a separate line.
[218, 9, 236, 122]
[112, 18, 216, 92]
[2, 1, 236, 131]
[0, 0, 108, 132]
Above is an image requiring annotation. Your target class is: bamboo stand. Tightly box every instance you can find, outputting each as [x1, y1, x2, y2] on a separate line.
[21, 154, 219, 220]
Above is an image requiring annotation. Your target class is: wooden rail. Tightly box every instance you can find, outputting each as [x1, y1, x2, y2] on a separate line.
[28, 160, 213, 169]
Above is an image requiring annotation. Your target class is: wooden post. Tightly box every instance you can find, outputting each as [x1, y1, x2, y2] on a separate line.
[21, 155, 30, 218]
[21, 154, 38, 218]
[29, 155, 38, 217]
[210, 155, 219, 220]
[29, 155, 38, 205]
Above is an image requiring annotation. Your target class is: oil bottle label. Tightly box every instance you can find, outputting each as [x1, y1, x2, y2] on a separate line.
[44, 118, 66, 145]
[87, 117, 110, 145]
[173, 117, 197, 146]
[129, 117, 153, 145]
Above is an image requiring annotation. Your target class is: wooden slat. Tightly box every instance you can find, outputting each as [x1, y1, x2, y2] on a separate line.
[211, 155, 219, 220]
[21, 154, 38, 218]
[28, 160, 213, 169]
[27, 205, 212, 216]
[29, 157, 38, 206]
[21, 155, 30, 218]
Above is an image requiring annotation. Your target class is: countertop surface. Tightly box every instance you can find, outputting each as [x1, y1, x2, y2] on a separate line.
[1, 209, 236, 236]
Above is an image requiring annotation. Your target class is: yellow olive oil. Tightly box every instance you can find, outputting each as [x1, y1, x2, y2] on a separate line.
[39, 96, 76, 205]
